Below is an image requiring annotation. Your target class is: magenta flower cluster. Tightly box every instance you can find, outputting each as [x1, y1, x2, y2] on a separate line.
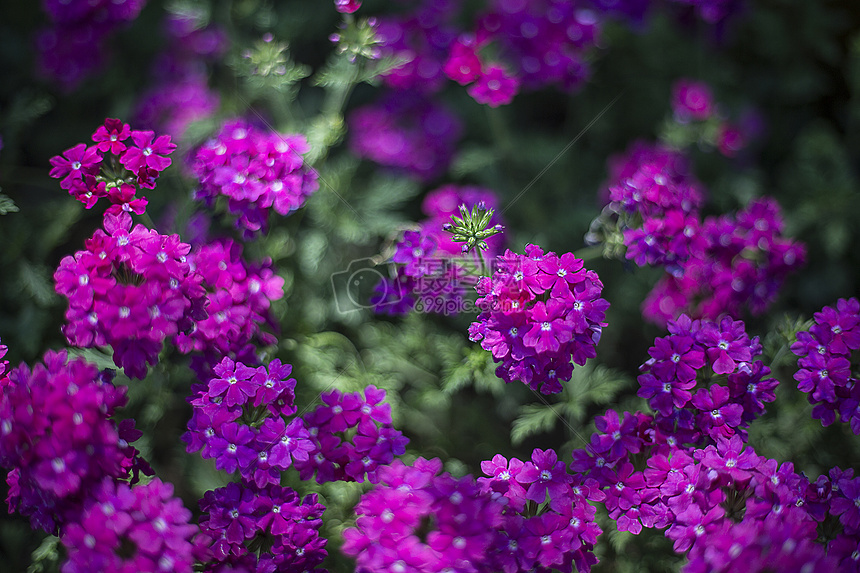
[197, 482, 327, 572]
[603, 140, 805, 324]
[61, 478, 199, 573]
[479, 449, 603, 573]
[374, 185, 505, 315]
[469, 243, 609, 394]
[298, 385, 410, 484]
[343, 449, 604, 573]
[189, 119, 319, 235]
[184, 357, 407, 486]
[49, 118, 176, 212]
[37, 0, 147, 90]
[791, 297, 860, 432]
[175, 238, 285, 381]
[0, 351, 150, 534]
[341, 457, 504, 572]
[183, 357, 313, 487]
[455, 0, 601, 99]
[636, 314, 777, 441]
[54, 211, 207, 379]
[571, 403, 860, 571]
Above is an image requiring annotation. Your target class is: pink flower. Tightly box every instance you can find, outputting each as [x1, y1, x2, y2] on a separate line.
[468, 64, 520, 107]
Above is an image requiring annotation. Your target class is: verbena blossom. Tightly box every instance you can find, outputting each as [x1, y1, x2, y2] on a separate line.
[174, 238, 285, 381]
[791, 297, 860, 432]
[348, 91, 462, 181]
[374, 186, 505, 315]
[189, 119, 319, 236]
[637, 314, 775, 441]
[49, 118, 176, 212]
[672, 79, 715, 122]
[448, 0, 602, 103]
[297, 385, 409, 484]
[373, 0, 458, 94]
[469, 244, 609, 394]
[184, 357, 407, 486]
[642, 198, 805, 324]
[197, 481, 327, 572]
[342, 457, 504, 572]
[0, 350, 150, 533]
[479, 449, 604, 573]
[37, 0, 148, 90]
[54, 211, 207, 379]
[334, 0, 361, 14]
[60, 478, 199, 573]
[571, 410, 830, 564]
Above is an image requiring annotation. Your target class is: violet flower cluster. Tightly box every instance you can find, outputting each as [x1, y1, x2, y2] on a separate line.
[479, 449, 603, 573]
[341, 457, 504, 572]
[343, 449, 604, 573]
[36, 0, 147, 90]
[189, 119, 319, 236]
[0, 350, 150, 534]
[348, 91, 462, 181]
[54, 210, 207, 379]
[596, 140, 805, 325]
[49, 118, 176, 212]
[175, 238, 285, 381]
[374, 185, 505, 315]
[444, 0, 602, 105]
[636, 314, 777, 441]
[571, 405, 860, 571]
[197, 482, 327, 572]
[298, 385, 410, 484]
[184, 357, 407, 486]
[61, 478, 199, 573]
[468, 243, 610, 394]
[791, 297, 860, 432]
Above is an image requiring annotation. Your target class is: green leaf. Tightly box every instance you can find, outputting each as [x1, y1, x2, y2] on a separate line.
[0, 193, 18, 215]
[511, 403, 561, 446]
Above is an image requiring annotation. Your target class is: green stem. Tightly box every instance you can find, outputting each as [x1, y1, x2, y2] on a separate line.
[573, 244, 604, 262]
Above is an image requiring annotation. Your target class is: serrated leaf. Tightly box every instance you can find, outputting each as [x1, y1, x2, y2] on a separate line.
[511, 403, 561, 446]
[0, 193, 18, 215]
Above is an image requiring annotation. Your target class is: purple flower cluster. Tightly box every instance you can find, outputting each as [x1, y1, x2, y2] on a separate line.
[469, 243, 609, 394]
[61, 478, 199, 573]
[636, 314, 778, 441]
[374, 1, 458, 94]
[480, 0, 600, 92]
[479, 449, 603, 573]
[189, 120, 319, 235]
[184, 357, 407, 486]
[175, 238, 285, 380]
[643, 198, 805, 324]
[348, 92, 462, 181]
[341, 457, 504, 572]
[791, 298, 860, 432]
[298, 385, 410, 484]
[600, 141, 804, 324]
[134, 12, 225, 138]
[197, 482, 327, 572]
[0, 337, 8, 381]
[54, 211, 207, 379]
[570, 409, 854, 570]
[0, 350, 150, 533]
[183, 357, 312, 487]
[36, 0, 147, 90]
[374, 186, 505, 315]
[49, 118, 176, 212]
